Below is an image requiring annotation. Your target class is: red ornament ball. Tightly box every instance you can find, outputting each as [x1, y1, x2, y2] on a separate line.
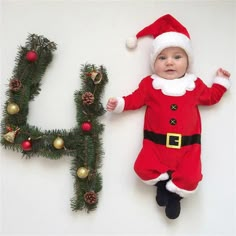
[81, 122, 92, 132]
[26, 51, 38, 62]
[21, 139, 32, 151]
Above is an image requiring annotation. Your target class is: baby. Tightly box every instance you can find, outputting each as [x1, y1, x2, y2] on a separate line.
[107, 14, 230, 219]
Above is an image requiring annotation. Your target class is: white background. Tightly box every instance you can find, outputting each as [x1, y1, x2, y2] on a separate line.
[0, 0, 235, 235]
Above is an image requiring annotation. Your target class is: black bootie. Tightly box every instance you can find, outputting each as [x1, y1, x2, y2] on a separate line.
[155, 180, 171, 207]
[165, 192, 182, 219]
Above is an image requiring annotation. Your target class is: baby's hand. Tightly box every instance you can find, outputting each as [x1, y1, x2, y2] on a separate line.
[217, 68, 231, 78]
[106, 98, 118, 111]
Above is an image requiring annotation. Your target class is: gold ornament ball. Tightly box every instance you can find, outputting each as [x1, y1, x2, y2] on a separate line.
[7, 103, 20, 115]
[53, 137, 64, 149]
[77, 167, 89, 179]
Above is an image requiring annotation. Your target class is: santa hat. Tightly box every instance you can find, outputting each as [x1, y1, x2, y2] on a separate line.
[126, 14, 193, 72]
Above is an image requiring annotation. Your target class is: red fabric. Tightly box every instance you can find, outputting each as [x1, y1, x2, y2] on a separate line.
[134, 140, 202, 191]
[136, 14, 190, 39]
[123, 76, 227, 191]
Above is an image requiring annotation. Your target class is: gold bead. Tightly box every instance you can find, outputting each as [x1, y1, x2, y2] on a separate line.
[7, 103, 20, 115]
[53, 137, 64, 149]
[77, 167, 89, 179]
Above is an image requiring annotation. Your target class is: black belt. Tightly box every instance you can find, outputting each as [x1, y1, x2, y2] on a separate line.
[144, 130, 201, 149]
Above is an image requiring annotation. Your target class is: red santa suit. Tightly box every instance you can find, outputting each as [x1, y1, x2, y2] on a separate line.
[119, 14, 231, 198]
[114, 73, 230, 197]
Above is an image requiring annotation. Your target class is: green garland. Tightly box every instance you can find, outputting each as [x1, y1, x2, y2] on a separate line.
[1, 34, 108, 212]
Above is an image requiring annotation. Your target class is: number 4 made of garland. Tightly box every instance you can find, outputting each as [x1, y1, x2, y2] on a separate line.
[1, 34, 108, 212]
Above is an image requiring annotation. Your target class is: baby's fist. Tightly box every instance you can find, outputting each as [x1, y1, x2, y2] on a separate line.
[106, 98, 118, 111]
[217, 68, 231, 78]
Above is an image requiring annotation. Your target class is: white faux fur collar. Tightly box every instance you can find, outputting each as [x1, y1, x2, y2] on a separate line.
[151, 73, 197, 96]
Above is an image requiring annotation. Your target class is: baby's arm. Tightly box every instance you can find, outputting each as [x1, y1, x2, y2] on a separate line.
[106, 98, 118, 111]
[217, 68, 231, 78]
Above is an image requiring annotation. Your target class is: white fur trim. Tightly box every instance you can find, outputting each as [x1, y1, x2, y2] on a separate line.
[113, 97, 125, 113]
[214, 76, 231, 89]
[150, 32, 193, 72]
[151, 73, 197, 96]
[166, 180, 197, 198]
[140, 172, 169, 185]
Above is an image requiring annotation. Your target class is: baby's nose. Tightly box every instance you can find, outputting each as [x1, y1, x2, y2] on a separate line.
[166, 58, 173, 65]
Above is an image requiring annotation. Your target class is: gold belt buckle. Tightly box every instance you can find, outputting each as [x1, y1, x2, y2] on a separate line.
[166, 133, 182, 149]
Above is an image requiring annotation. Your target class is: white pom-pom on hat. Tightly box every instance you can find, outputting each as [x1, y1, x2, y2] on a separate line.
[126, 36, 137, 49]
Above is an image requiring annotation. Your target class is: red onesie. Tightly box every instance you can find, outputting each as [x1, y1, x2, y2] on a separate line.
[114, 73, 229, 197]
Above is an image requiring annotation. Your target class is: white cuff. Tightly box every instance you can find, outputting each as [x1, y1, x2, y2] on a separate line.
[214, 76, 231, 89]
[166, 180, 197, 198]
[140, 172, 169, 185]
[113, 97, 125, 113]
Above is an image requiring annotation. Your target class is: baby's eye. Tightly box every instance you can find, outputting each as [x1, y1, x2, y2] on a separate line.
[158, 56, 166, 60]
[174, 55, 182, 59]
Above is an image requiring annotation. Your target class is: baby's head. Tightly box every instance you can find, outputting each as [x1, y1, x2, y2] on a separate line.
[126, 14, 193, 73]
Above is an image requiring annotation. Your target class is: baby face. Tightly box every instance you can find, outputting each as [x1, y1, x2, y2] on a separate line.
[154, 47, 188, 80]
